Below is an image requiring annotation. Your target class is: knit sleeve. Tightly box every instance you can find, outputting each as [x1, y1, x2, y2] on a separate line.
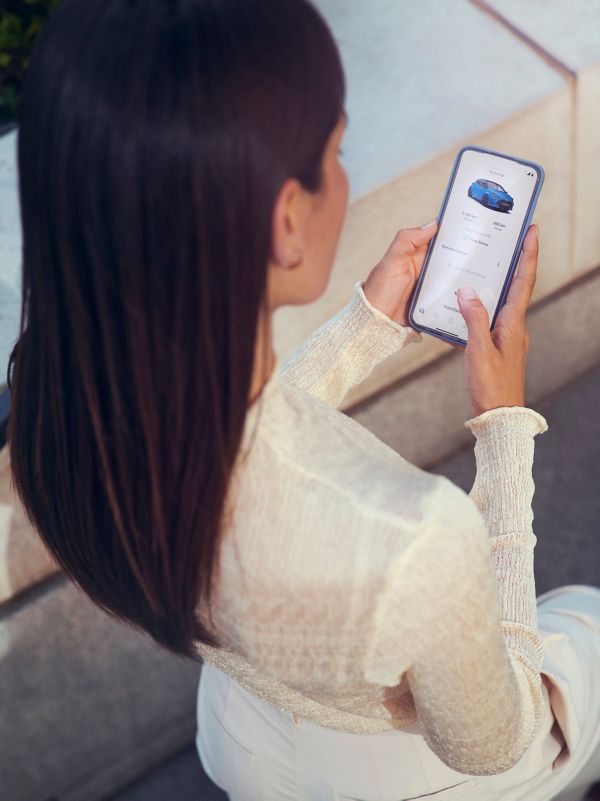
[278, 279, 422, 408]
[462, 406, 549, 754]
[361, 407, 548, 776]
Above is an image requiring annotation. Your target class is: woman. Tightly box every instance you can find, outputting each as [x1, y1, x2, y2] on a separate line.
[7, 1, 600, 799]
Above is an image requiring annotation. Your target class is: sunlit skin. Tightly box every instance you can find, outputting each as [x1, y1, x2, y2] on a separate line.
[249, 113, 539, 418]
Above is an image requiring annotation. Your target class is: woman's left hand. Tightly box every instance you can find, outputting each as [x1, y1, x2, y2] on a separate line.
[362, 221, 438, 327]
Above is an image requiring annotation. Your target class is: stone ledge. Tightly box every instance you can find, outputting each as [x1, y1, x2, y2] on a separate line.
[478, 0, 600, 280]
[0, 577, 201, 801]
[274, 0, 600, 408]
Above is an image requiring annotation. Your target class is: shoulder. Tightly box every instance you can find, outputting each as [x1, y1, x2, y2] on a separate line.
[250, 377, 485, 546]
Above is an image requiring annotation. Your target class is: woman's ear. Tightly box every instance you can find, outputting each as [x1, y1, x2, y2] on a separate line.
[270, 177, 305, 268]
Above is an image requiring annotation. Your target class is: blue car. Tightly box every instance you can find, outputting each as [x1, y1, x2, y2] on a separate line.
[468, 178, 514, 212]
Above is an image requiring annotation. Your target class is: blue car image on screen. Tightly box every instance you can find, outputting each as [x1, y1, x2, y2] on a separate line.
[468, 178, 514, 212]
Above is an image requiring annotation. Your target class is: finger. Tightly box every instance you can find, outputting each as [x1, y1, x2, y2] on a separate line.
[456, 287, 491, 350]
[503, 224, 538, 318]
[411, 237, 436, 279]
[387, 221, 438, 257]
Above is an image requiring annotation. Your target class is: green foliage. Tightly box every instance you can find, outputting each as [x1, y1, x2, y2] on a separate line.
[0, 0, 62, 126]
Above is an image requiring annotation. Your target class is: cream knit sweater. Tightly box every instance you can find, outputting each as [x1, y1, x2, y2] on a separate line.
[194, 279, 549, 776]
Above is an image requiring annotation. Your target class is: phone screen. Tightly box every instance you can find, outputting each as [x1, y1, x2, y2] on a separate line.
[410, 147, 541, 342]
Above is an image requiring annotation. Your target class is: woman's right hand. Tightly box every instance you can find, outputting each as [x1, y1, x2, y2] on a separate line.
[455, 223, 539, 419]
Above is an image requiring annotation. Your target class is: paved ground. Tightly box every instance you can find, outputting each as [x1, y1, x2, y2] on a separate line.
[104, 360, 600, 801]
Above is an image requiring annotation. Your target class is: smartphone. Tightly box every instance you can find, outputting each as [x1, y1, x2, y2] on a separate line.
[408, 144, 544, 346]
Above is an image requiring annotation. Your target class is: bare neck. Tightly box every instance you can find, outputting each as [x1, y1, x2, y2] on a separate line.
[248, 307, 277, 408]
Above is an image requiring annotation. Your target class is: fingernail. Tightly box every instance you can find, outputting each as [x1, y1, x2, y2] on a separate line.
[533, 224, 539, 240]
[420, 220, 437, 229]
[459, 287, 477, 300]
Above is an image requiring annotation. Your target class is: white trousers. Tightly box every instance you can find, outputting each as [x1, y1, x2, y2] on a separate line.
[195, 584, 600, 801]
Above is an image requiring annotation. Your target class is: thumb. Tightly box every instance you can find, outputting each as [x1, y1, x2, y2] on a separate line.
[457, 287, 491, 348]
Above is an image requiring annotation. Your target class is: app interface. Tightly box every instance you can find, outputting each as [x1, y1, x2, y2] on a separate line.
[413, 149, 538, 340]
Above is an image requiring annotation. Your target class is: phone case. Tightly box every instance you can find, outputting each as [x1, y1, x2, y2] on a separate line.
[407, 144, 545, 347]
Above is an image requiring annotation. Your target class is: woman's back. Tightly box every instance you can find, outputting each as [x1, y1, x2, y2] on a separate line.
[195, 279, 549, 777]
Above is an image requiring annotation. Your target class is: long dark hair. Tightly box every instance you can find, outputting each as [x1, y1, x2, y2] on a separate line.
[6, 0, 345, 658]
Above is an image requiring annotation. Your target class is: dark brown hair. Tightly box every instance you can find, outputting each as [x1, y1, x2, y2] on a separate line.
[6, 0, 345, 658]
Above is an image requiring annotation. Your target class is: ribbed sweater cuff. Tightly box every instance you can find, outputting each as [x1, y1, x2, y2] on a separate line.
[464, 405, 548, 438]
[464, 406, 548, 536]
[353, 280, 423, 343]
